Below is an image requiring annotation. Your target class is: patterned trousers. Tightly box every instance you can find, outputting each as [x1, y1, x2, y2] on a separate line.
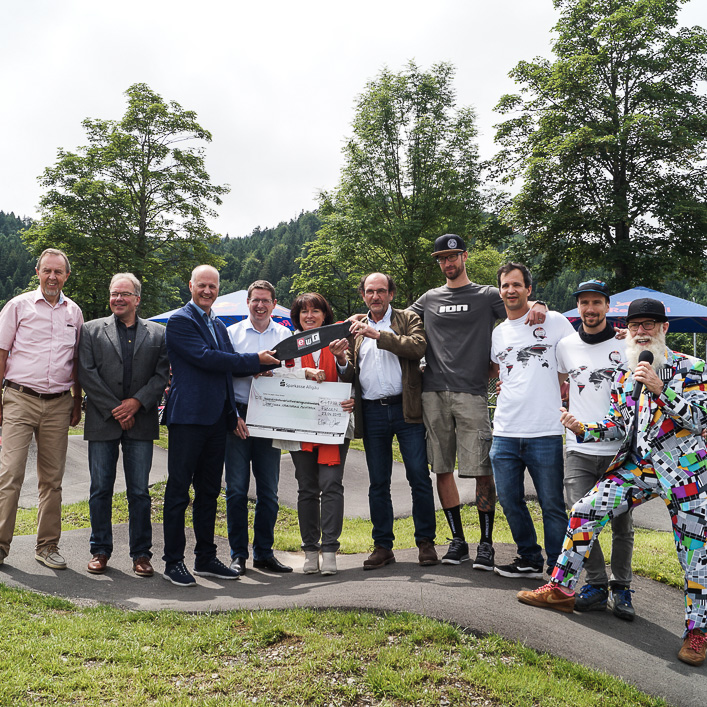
[551, 461, 707, 636]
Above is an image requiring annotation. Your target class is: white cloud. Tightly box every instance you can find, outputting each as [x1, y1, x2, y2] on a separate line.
[1, 0, 704, 235]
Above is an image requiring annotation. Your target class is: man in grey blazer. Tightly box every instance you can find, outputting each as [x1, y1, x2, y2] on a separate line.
[78, 273, 169, 577]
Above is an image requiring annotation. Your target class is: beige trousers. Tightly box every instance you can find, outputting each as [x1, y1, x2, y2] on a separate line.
[0, 386, 73, 556]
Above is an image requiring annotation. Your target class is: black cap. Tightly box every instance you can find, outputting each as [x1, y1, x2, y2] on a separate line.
[432, 234, 466, 256]
[626, 298, 668, 322]
[572, 279, 610, 300]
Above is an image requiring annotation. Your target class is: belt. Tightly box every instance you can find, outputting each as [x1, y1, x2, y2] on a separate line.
[4, 380, 71, 400]
[363, 394, 403, 406]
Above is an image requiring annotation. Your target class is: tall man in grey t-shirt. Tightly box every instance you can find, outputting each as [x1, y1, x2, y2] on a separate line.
[410, 234, 547, 568]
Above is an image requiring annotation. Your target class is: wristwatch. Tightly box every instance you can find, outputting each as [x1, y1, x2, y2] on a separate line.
[533, 300, 548, 309]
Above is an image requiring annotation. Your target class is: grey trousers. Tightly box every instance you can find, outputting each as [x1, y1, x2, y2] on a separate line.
[564, 450, 634, 587]
[291, 440, 349, 553]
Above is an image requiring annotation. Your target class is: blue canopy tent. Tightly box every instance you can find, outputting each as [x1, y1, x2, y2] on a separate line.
[149, 290, 294, 330]
[563, 286, 707, 333]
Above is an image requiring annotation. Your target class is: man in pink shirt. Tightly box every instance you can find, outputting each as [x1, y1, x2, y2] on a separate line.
[0, 248, 83, 569]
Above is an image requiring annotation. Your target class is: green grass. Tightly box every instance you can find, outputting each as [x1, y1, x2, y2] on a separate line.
[0, 587, 666, 707]
[6, 432, 678, 705]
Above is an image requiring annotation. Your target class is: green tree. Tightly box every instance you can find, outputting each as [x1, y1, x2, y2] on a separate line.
[23, 83, 229, 318]
[492, 0, 707, 291]
[297, 61, 484, 306]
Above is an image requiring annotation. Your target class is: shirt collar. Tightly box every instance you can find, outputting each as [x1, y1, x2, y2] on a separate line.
[33, 286, 65, 306]
[244, 316, 277, 333]
[368, 305, 392, 326]
[113, 313, 137, 330]
[188, 299, 216, 321]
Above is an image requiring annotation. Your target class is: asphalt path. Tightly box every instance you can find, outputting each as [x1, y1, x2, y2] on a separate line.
[20, 436, 672, 532]
[2, 435, 697, 707]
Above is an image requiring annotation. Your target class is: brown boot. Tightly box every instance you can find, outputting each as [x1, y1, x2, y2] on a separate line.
[133, 556, 154, 577]
[363, 546, 395, 570]
[678, 629, 707, 666]
[87, 554, 108, 574]
[417, 540, 439, 566]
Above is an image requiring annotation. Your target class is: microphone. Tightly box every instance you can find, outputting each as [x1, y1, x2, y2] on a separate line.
[633, 350, 654, 401]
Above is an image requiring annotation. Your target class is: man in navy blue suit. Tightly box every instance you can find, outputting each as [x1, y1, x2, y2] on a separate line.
[161, 264, 279, 587]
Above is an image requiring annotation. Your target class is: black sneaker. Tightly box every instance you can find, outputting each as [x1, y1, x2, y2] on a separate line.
[493, 557, 543, 579]
[472, 542, 495, 571]
[441, 538, 470, 565]
[194, 557, 240, 580]
[574, 584, 608, 612]
[609, 587, 635, 621]
[163, 561, 197, 587]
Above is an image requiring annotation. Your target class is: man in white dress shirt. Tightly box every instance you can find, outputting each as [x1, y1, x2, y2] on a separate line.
[225, 280, 293, 575]
[340, 273, 437, 569]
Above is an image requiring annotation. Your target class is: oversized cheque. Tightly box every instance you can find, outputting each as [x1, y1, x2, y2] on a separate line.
[246, 376, 352, 444]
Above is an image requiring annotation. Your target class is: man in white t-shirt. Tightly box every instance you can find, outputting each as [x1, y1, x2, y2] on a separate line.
[489, 262, 575, 578]
[555, 280, 634, 619]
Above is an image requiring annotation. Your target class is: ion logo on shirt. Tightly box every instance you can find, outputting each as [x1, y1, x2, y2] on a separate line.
[438, 304, 469, 313]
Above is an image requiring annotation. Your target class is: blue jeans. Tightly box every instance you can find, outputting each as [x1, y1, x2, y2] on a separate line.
[225, 433, 281, 561]
[362, 400, 436, 549]
[88, 436, 153, 559]
[490, 435, 567, 569]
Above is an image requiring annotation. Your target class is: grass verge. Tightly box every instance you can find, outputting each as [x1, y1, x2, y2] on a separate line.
[0, 587, 666, 706]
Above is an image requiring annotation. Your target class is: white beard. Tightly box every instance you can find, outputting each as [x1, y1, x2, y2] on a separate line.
[626, 330, 668, 372]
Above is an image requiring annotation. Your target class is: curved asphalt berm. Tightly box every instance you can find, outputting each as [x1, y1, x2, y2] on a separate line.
[2, 437, 701, 706]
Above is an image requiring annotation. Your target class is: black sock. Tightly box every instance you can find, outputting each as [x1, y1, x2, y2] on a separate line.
[478, 508, 494, 545]
[443, 505, 465, 541]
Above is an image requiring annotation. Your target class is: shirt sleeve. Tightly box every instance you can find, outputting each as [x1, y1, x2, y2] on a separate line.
[408, 294, 425, 320]
[0, 298, 19, 351]
[556, 339, 568, 375]
[491, 289, 506, 321]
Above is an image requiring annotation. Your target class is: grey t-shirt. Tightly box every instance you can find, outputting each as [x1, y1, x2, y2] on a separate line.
[410, 283, 506, 395]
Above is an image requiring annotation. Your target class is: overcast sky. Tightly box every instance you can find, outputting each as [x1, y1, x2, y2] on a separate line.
[2, 1, 705, 237]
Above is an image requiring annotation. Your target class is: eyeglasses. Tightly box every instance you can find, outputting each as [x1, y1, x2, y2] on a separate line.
[627, 320, 658, 332]
[109, 292, 137, 299]
[436, 253, 461, 264]
[364, 288, 388, 297]
[250, 298, 273, 305]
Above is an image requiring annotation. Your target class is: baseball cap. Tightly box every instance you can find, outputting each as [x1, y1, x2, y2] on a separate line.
[431, 234, 466, 256]
[572, 279, 610, 300]
[626, 298, 668, 322]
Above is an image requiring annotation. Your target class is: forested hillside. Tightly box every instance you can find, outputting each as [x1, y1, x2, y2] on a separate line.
[3, 204, 707, 331]
[213, 211, 321, 306]
[0, 211, 34, 308]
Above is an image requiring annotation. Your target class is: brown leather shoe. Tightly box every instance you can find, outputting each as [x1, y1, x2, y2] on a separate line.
[87, 554, 108, 574]
[133, 556, 154, 577]
[417, 540, 439, 566]
[678, 629, 707, 666]
[363, 546, 395, 570]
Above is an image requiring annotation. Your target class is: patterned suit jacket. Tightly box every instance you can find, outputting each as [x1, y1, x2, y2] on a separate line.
[578, 348, 707, 498]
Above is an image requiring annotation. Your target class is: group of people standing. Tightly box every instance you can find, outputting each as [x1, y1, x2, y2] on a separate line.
[0, 237, 706, 668]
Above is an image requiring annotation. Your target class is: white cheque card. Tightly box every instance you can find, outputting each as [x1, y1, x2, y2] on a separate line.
[246, 377, 352, 444]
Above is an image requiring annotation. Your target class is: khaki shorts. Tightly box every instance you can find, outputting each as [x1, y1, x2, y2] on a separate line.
[422, 390, 492, 477]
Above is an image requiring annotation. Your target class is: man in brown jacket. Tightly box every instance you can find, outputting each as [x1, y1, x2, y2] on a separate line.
[340, 273, 437, 569]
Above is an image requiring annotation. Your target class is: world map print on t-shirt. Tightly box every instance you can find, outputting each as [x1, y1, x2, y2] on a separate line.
[556, 333, 627, 456]
[567, 350, 623, 394]
[491, 311, 576, 438]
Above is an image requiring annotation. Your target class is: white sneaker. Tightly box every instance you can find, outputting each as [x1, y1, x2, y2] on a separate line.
[303, 551, 319, 574]
[35, 545, 67, 569]
[320, 552, 337, 576]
